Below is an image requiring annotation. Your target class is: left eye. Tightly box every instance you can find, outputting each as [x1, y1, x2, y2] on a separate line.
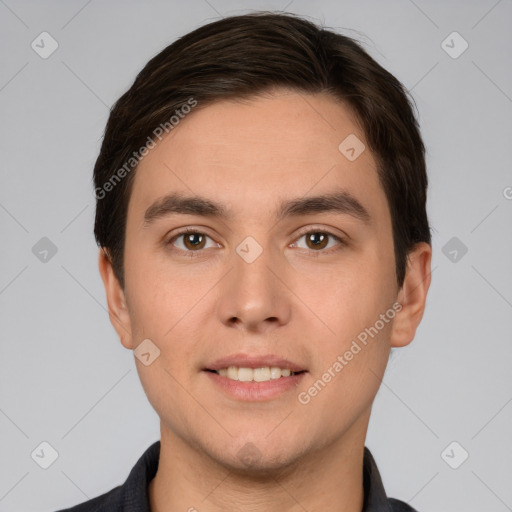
[292, 231, 343, 251]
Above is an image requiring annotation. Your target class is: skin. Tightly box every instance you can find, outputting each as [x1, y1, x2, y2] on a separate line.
[99, 88, 431, 512]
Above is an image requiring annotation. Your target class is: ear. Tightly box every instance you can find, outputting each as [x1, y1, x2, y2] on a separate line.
[390, 242, 432, 348]
[98, 248, 134, 349]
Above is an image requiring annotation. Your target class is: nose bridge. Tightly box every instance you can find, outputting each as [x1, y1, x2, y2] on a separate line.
[216, 234, 291, 330]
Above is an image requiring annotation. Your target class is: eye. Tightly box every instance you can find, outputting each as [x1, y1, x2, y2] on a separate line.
[291, 230, 345, 253]
[168, 228, 217, 253]
[166, 227, 345, 256]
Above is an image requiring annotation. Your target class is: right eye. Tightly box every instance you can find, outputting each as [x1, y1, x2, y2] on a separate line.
[167, 228, 218, 255]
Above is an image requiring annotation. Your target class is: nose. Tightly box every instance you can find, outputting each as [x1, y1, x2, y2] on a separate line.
[215, 238, 292, 334]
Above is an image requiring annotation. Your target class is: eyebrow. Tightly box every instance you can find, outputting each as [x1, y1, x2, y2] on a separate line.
[143, 190, 371, 226]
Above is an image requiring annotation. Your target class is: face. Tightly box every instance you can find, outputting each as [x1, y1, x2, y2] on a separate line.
[101, 89, 430, 473]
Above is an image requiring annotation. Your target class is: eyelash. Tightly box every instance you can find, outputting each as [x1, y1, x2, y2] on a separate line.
[166, 226, 346, 258]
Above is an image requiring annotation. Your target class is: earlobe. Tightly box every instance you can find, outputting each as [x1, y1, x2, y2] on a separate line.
[390, 242, 432, 348]
[97, 248, 134, 349]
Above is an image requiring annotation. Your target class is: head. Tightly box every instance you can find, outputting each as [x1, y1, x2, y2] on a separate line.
[96, 12, 431, 472]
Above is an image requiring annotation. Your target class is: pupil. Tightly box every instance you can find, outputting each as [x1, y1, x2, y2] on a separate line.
[187, 233, 203, 247]
[309, 233, 327, 249]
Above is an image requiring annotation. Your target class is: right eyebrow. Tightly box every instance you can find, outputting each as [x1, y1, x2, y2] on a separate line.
[143, 193, 230, 226]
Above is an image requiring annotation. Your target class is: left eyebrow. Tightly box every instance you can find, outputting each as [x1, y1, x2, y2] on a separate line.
[142, 190, 371, 227]
[276, 191, 371, 224]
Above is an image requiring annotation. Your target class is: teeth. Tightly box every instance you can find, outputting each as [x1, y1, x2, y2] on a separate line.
[254, 367, 270, 382]
[238, 367, 253, 382]
[270, 367, 282, 379]
[214, 366, 300, 382]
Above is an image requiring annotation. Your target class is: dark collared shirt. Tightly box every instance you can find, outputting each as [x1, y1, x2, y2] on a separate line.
[56, 441, 418, 511]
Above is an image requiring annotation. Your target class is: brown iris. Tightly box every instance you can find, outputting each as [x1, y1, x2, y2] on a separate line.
[183, 232, 206, 250]
[305, 232, 329, 250]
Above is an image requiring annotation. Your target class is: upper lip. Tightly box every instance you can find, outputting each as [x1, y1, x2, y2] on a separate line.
[205, 353, 306, 372]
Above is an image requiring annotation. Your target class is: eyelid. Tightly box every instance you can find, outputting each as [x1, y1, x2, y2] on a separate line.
[293, 224, 347, 241]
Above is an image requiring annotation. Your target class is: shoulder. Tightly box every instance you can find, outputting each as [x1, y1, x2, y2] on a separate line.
[54, 485, 122, 511]
[54, 441, 160, 512]
[388, 497, 419, 511]
[362, 446, 420, 512]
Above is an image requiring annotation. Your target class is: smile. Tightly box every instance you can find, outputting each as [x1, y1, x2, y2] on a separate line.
[207, 366, 305, 382]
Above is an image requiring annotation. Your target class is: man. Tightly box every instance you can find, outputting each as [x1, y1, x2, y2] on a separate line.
[59, 11, 431, 512]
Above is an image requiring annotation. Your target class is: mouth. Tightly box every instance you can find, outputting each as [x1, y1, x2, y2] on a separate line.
[204, 366, 307, 382]
[202, 354, 308, 401]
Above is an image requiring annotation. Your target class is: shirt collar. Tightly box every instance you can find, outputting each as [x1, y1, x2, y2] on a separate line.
[362, 446, 394, 511]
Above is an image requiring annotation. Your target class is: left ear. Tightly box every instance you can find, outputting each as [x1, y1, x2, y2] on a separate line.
[390, 242, 432, 348]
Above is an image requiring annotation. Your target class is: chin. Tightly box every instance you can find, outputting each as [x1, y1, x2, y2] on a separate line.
[222, 445, 302, 477]
[200, 433, 308, 477]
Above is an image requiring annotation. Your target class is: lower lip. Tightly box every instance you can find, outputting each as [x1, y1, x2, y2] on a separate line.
[204, 370, 306, 401]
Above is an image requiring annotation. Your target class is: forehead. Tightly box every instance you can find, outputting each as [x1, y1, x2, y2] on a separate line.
[129, 90, 389, 225]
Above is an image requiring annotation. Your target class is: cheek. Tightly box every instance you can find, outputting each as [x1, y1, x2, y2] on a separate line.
[127, 284, 204, 432]
[134, 361, 198, 440]
[124, 244, 197, 335]
[296, 314, 392, 430]
[297, 249, 394, 337]
[293, 241, 395, 397]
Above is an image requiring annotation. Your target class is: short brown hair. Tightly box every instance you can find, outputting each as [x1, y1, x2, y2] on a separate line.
[93, 11, 431, 290]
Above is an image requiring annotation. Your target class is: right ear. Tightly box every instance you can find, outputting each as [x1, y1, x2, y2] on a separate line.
[98, 248, 134, 349]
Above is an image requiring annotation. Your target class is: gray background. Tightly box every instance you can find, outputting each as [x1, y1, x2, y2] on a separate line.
[1, 0, 511, 511]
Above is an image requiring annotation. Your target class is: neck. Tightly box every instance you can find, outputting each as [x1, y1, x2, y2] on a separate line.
[149, 414, 369, 512]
